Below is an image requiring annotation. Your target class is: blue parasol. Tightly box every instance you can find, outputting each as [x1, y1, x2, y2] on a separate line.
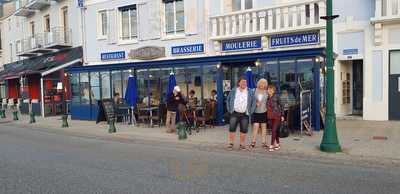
[167, 72, 177, 95]
[124, 76, 138, 107]
[246, 67, 256, 89]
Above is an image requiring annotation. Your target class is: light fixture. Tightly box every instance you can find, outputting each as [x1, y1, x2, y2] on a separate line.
[216, 63, 221, 69]
[255, 59, 261, 67]
[56, 82, 63, 90]
[64, 73, 68, 77]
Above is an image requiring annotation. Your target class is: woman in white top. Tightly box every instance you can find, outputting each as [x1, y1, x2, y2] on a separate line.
[250, 79, 268, 149]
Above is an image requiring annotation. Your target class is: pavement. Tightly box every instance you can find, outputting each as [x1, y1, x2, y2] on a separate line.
[1, 111, 400, 165]
[1, 124, 400, 194]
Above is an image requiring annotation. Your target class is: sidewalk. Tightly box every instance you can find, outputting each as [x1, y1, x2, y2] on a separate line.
[2, 112, 400, 163]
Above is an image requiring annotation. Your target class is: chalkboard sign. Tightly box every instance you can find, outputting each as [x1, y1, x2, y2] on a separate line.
[96, 99, 116, 124]
[300, 90, 312, 135]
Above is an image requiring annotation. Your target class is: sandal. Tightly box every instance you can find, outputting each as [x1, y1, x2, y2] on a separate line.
[268, 145, 275, 152]
[239, 144, 248, 151]
[227, 143, 234, 150]
[249, 142, 256, 149]
[274, 144, 281, 151]
[262, 143, 268, 149]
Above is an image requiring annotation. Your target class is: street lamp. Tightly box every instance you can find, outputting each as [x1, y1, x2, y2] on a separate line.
[320, 0, 342, 152]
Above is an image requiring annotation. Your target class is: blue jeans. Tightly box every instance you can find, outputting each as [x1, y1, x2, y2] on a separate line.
[229, 112, 249, 134]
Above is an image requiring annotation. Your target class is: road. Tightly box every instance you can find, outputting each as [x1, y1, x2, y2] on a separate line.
[0, 124, 399, 194]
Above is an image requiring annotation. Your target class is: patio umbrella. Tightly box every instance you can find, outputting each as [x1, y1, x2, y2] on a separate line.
[124, 75, 138, 125]
[246, 67, 256, 89]
[167, 72, 177, 95]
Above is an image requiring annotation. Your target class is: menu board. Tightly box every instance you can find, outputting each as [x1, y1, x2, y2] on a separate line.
[96, 99, 116, 123]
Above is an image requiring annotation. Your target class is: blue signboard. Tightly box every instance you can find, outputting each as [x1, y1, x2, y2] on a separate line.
[270, 32, 320, 48]
[221, 37, 262, 51]
[171, 44, 204, 55]
[101, 51, 125, 61]
[77, 0, 84, 8]
[343, 49, 359, 55]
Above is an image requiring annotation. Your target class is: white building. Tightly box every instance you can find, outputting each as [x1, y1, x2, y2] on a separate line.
[0, 0, 84, 117]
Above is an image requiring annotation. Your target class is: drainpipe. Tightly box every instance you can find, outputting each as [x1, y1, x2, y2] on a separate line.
[40, 77, 45, 117]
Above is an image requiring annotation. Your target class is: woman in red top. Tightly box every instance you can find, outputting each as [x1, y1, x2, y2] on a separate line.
[266, 85, 284, 152]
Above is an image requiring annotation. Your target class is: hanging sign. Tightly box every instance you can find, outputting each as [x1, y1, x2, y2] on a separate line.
[221, 37, 262, 51]
[270, 32, 320, 48]
[171, 44, 204, 55]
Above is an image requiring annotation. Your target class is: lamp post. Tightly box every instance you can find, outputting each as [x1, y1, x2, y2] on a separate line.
[320, 0, 342, 152]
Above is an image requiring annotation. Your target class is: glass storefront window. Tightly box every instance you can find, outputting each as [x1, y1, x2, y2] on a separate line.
[203, 65, 218, 100]
[279, 60, 296, 96]
[136, 69, 148, 103]
[0, 82, 6, 99]
[71, 73, 80, 103]
[100, 71, 111, 99]
[297, 59, 314, 91]
[186, 66, 202, 104]
[80, 73, 90, 104]
[175, 67, 188, 97]
[90, 72, 100, 104]
[122, 70, 132, 98]
[111, 70, 122, 98]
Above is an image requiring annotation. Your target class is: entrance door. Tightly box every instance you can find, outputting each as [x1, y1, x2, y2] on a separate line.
[352, 60, 363, 115]
[389, 51, 400, 120]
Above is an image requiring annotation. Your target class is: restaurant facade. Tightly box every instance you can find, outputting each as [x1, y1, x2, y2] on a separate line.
[66, 0, 328, 130]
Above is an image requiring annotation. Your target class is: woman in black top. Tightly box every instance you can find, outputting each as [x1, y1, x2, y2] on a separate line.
[166, 86, 185, 133]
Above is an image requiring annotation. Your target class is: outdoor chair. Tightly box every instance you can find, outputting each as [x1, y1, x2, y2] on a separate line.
[136, 103, 150, 126]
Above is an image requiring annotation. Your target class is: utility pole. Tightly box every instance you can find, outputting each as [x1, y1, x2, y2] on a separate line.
[320, 0, 342, 152]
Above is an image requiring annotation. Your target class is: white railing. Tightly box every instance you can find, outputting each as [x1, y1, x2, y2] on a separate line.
[210, 0, 326, 39]
[16, 27, 71, 55]
[375, 0, 400, 18]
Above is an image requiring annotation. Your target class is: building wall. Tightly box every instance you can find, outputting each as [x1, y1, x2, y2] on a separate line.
[84, 0, 208, 65]
[0, 0, 82, 65]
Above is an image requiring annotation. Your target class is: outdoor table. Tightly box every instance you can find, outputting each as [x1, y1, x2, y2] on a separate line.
[139, 106, 159, 127]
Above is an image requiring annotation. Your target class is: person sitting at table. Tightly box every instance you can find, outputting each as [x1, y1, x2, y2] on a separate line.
[166, 86, 186, 133]
[143, 92, 157, 106]
[113, 93, 122, 104]
[210, 90, 217, 102]
[188, 90, 198, 109]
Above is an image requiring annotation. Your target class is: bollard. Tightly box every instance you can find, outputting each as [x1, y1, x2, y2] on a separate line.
[29, 112, 36, 124]
[0, 109, 5, 118]
[61, 115, 69, 128]
[12, 110, 19, 121]
[108, 117, 116, 133]
[177, 122, 187, 140]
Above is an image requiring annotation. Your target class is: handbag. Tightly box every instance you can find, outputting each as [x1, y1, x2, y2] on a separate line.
[278, 121, 289, 138]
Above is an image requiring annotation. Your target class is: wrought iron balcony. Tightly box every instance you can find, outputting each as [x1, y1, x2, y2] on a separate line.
[14, 0, 35, 17]
[26, 0, 51, 10]
[43, 27, 72, 49]
[16, 27, 72, 57]
[210, 0, 326, 40]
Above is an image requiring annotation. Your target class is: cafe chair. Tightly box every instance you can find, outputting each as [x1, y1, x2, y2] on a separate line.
[136, 104, 150, 126]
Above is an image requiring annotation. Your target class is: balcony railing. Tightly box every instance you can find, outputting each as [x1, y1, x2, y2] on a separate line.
[26, 0, 51, 10]
[16, 27, 72, 57]
[15, 0, 35, 17]
[373, 0, 400, 21]
[210, 0, 326, 39]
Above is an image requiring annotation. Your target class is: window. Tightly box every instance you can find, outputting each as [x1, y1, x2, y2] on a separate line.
[44, 15, 50, 32]
[100, 71, 111, 99]
[80, 73, 90, 105]
[232, 0, 253, 11]
[90, 72, 101, 104]
[164, 0, 184, 36]
[342, 72, 351, 104]
[98, 10, 108, 38]
[30, 21, 35, 36]
[119, 5, 137, 41]
[71, 73, 80, 103]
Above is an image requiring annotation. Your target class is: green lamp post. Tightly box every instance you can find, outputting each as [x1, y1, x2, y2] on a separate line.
[320, 0, 342, 152]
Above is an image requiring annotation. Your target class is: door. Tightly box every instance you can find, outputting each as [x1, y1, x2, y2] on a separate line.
[389, 51, 400, 120]
[352, 60, 363, 115]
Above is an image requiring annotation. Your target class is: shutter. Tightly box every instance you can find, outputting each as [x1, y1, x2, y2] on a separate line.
[184, 0, 199, 35]
[139, 1, 161, 41]
[107, 9, 117, 44]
